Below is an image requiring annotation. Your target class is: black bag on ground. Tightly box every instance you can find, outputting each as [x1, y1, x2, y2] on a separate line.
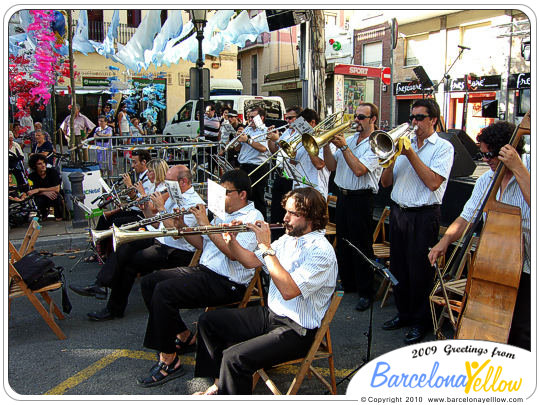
[13, 251, 72, 314]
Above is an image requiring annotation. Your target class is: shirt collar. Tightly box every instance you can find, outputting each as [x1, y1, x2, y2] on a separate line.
[412, 131, 439, 147]
[229, 201, 256, 217]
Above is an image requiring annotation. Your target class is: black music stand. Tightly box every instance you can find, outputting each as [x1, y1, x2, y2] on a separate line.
[333, 238, 399, 389]
[69, 196, 104, 272]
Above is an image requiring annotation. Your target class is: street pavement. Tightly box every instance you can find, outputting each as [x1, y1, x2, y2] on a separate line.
[7, 223, 440, 396]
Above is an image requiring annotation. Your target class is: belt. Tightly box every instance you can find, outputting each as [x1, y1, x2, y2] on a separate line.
[338, 187, 373, 196]
[394, 202, 441, 212]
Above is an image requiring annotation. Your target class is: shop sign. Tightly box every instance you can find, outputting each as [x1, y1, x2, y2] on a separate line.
[394, 81, 425, 95]
[508, 73, 530, 89]
[334, 64, 382, 78]
[449, 75, 501, 92]
[82, 77, 110, 87]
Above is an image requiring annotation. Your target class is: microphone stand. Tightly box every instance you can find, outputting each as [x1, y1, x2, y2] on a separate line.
[332, 238, 399, 389]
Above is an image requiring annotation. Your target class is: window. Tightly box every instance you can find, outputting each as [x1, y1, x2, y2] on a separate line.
[127, 10, 141, 28]
[237, 58, 241, 79]
[324, 13, 337, 26]
[251, 83, 258, 95]
[87, 10, 104, 42]
[251, 55, 258, 80]
[173, 102, 193, 124]
[362, 42, 382, 67]
[405, 34, 428, 66]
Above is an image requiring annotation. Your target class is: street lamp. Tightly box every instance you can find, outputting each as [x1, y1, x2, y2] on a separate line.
[190, 9, 207, 139]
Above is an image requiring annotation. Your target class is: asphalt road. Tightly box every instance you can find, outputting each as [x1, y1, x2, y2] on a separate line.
[7, 249, 439, 396]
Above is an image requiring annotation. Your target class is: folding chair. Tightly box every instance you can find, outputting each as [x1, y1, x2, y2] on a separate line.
[252, 290, 343, 395]
[8, 236, 66, 340]
[370, 207, 394, 307]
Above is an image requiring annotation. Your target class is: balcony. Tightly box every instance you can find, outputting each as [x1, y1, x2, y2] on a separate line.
[72, 20, 138, 46]
[239, 32, 271, 52]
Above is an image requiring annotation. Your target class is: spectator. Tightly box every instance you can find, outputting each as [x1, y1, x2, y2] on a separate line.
[8, 131, 27, 191]
[117, 103, 131, 145]
[203, 104, 220, 142]
[59, 103, 95, 144]
[26, 122, 52, 145]
[143, 118, 158, 144]
[102, 103, 116, 132]
[94, 115, 114, 176]
[27, 154, 64, 221]
[30, 129, 55, 166]
[130, 118, 145, 144]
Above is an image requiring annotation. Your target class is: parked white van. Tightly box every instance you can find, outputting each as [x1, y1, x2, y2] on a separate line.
[163, 95, 286, 140]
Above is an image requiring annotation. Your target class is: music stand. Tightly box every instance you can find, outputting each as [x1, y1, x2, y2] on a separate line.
[69, 196, 104, 272]
[333, 238, 399, 389]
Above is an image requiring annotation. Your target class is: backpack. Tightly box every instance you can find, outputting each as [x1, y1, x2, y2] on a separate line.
[13, 251, 72, 314]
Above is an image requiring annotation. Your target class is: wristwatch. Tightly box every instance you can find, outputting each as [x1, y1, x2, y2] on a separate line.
[340, 144, 349, 152]
[262, 248, 276, 259]
[247, 137, 254, 145]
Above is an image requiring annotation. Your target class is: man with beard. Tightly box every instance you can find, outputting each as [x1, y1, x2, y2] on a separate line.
[323, 103, 382, 312]
[193, 187, 337, 395]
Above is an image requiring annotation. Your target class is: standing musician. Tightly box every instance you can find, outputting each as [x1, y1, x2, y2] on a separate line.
[91, 149, 153, 260]
[380, 99, 454, 345]
[323, 103, 383, 312]
[235, 107, 270, 218]
[267, 106, 302, 238]
[428, 121, 530, 350]
[218, 109, 241, 168]
[70, 165, 203, 321]
[135, 169, 264, 387]
[193, 187, 337, 395]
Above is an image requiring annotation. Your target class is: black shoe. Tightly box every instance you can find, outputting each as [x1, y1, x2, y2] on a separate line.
[404, 326, 425, 345]
[70, 283, 107, 300]
[355, 296, 371, 312]
[382, 315, 408, 330]
[87, 307, 121, 321]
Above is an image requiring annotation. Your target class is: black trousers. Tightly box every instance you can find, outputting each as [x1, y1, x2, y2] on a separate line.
[270, 175, 292, 240]
[335, 190, 375, 297]
[389, 204, 440, 327]
[34, 194, 64, 219]
[94, 210, 143, 258]
[101, 240, 193, 316]
[508, 272, 531, 351]
[239, 163, 269, 220]
[142, 265, 246, 354]
[195, 305, 317, 395]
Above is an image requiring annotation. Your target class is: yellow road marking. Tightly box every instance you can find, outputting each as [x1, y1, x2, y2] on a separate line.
[45, 349, 355, 395]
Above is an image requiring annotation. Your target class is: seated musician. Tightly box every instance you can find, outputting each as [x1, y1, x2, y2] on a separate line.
[193, 187, 338, 395]
[92, 149, 153, 260]
[136, 169, 264, 387]
[70, 165, 203, 319]
[428, 121, 530, 350]
[27, 154, 64, 221]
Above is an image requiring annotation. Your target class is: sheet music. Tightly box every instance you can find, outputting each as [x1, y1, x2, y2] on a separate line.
[207, 179, 226, 220]
[99, 178, 111, 194]
[164, 180, 183, 207]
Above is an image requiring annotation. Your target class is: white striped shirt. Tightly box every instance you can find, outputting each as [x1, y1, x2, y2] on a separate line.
[293, 146, 331, 199]
[151, 186, 205, 252]
[200, 202, 264, 285]
[332, 134, 382, 193]
[254, 230, 338, 329]
[237, 126, 269, 165]
[460, 154, 531, 274]
[130, 170, 153, 213]
[275, 128, 297, 178]
[391, 132, 454, 207]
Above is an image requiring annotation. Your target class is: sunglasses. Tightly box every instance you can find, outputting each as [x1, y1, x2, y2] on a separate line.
[409, 114, 430, 122]
[477, 151, 497, 160]
[354, 114, 372, 120]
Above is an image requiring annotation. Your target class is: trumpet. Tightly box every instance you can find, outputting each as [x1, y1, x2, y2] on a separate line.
[112, 223, 284, 251]
[369, 123, 418, 165]
[90, 207, 192, 245]
[223, 123, 290, 151]
[302, 121, 354, 157]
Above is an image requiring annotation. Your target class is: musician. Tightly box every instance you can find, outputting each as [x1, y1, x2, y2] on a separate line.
[267, 106, 301, 237]
[323, 103, 382, 312]
[193, 187, 337, 395]
[236, 107, 270, 218]
[71, 165, 204, 321]
[380, 99, 454, 344]
[91, 149, 153, 260]
[136, 169, 264, 387]
[428, 121, 530, 350]
[218, 109, 240, 168]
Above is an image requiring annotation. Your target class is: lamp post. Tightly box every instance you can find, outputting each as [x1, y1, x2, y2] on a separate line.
[190, 9, 207, 139]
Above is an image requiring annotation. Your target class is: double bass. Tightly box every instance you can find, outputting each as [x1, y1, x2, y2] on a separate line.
[456, 112, 530, 342]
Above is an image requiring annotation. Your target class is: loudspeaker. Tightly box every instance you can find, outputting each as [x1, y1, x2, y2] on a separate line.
[266, 10, 298, 31]
[481, 100, 498, 118]
[413, 66, 434, 89]
[446, 129, 480, 160]
[438, 132, 477, 178]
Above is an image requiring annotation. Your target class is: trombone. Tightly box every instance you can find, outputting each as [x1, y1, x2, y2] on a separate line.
[222, 123, 290, 151]
[112, 223, 284, 251]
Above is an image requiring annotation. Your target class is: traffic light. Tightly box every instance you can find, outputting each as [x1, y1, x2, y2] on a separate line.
[329, 38, 341, 51]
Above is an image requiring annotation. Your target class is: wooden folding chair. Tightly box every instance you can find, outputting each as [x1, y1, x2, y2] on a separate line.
[253, 290, 343, 395]
[188, 248, 203, 267]
[8, 239, 66, 340]
[206, 267, 265, 311]
[371, 207, 394, 307]
[325, 195, 337, 249]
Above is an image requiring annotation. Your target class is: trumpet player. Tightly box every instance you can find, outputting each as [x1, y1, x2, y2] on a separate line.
[323, 103, 382, 313]
[136, 169, 264, 387]
[236, 107, 270, 218]
[71, 165, 205, 322]
[379, 99, 454, 345]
